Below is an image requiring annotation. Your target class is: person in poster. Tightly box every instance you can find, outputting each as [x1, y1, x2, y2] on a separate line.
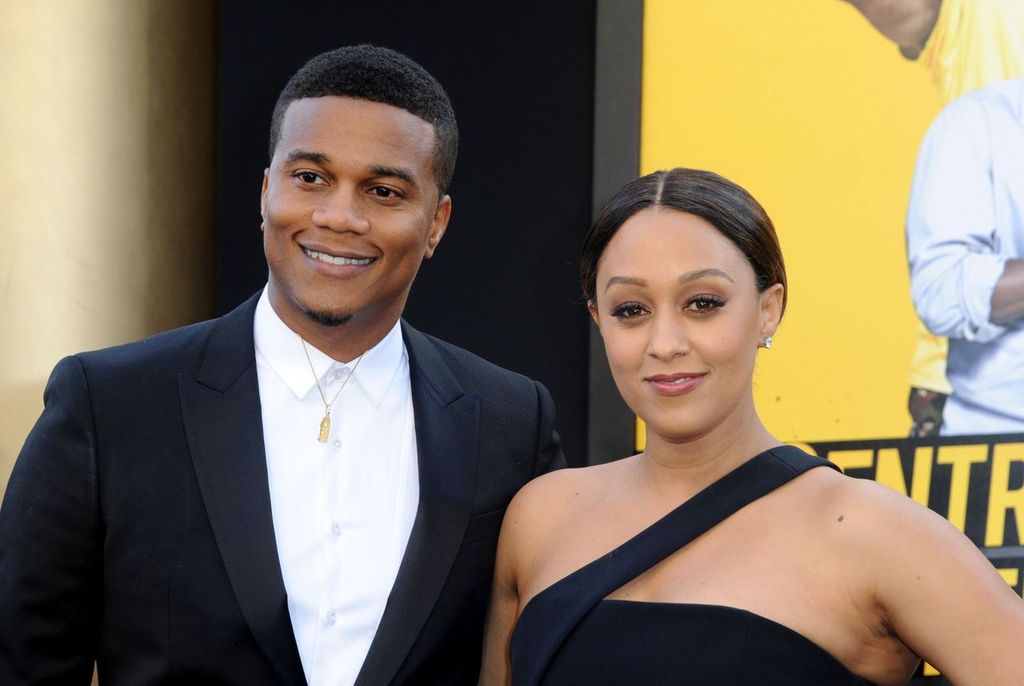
[846, 0, 1024, 435]
[906, 77, 1024, 435]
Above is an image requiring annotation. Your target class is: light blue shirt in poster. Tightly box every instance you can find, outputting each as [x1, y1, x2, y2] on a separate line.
[907, 77, 1024, 435]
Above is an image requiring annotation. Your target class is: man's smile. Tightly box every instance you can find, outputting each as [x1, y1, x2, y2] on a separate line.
[302, 246, 376, 266]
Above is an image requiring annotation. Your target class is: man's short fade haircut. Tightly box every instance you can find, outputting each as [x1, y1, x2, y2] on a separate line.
[268, 44, 458, 195]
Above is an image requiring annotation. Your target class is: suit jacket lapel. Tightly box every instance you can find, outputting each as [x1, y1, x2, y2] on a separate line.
[355, 322, 480, 686]
[178, 293, 306, 686]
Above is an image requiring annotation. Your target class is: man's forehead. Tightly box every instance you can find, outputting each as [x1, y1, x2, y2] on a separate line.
[280, 96, 435, 139]
[275, 96, 437, 168]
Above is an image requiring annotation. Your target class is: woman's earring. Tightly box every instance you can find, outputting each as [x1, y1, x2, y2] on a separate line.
[761, 336, 773, 349]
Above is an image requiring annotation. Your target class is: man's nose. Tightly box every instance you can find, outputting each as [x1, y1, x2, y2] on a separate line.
[311, 187, 370, 233]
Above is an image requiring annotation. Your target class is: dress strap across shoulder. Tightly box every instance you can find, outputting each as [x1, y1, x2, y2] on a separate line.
[510, 446, 838, 686]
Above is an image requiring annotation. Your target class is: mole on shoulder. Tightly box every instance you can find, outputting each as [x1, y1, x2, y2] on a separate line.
[837, 514, 845, 522]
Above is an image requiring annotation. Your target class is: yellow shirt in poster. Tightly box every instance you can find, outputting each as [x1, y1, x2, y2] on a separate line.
[919, 0, 1024, 103]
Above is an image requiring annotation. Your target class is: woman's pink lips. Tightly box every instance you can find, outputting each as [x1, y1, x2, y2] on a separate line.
[645, 372, 706, 396]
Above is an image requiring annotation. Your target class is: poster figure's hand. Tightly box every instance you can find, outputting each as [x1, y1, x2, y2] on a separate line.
[909, 387, 948, 437]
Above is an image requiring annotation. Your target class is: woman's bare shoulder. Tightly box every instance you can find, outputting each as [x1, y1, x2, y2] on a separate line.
[788, 468, 948, 549]
[505, 457, 633, 529]
[498, 458, 636, 575]
[807, 469, 949, 539]
[799, 469, 1009, 600]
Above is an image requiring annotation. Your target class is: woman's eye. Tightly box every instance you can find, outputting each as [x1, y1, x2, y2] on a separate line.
[687, 295, 725, 312]
[610, 303, 647, 319]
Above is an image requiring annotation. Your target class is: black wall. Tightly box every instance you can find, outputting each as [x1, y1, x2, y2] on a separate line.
[216, 1, 596, 466]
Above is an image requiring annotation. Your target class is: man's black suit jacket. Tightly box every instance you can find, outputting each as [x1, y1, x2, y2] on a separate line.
[0, 293, 564, 685]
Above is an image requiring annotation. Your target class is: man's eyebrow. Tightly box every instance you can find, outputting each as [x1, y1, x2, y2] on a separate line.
[285, 149, 329, 165]
[679, 268, 735, 284]
[370, 165, 417, 186]
[604, 276, 647, 293]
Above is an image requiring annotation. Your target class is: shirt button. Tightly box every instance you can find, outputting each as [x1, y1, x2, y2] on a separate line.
[326, 609, 337, 627]
[333, 439, 342, 449]
[331, 522, 342, 538]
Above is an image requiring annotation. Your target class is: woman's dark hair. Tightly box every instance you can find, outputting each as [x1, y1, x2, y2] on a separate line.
[581, 168, 787, 314]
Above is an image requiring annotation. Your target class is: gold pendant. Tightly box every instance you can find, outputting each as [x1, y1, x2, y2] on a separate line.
[318, 415, 331, 442]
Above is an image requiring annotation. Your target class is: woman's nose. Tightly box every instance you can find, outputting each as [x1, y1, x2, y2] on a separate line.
[647, 313, 690, 361]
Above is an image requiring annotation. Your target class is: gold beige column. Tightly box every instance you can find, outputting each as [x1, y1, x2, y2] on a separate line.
[0, 0, 215, 496]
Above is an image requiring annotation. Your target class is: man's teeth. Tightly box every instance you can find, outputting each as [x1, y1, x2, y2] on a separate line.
[304, 249, 373, 266]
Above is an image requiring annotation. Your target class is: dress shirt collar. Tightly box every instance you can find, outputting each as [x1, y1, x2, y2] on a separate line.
[253, 287, 406, 407]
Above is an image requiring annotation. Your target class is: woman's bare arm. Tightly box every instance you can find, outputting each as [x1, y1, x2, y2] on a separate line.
[479, 521, 520, 686]
[845, 479, 1024, 684]
[479, 473, 569, 686]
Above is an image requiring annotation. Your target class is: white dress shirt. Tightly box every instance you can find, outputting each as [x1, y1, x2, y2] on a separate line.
[253, 288, 419, 685]
[907, 78, 1024, 434]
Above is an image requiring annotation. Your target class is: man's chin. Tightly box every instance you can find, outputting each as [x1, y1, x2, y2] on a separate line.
[303, 308, 353, 327]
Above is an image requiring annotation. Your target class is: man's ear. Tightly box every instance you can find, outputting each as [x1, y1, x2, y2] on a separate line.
[260, 169, 270, 228]
[424, 194, 452, 259]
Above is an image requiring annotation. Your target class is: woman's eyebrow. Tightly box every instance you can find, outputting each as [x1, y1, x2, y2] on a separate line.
[604, 268, 735, 294]
[678, 268, 734, 284]
[604, 276, 647, 293]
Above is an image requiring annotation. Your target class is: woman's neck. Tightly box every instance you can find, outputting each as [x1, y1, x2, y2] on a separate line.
[633, 402, 780, 502]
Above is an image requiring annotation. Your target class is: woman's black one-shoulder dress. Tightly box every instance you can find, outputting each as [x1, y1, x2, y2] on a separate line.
[509, 446, 880, 685]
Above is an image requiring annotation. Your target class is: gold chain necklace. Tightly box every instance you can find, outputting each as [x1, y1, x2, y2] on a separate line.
[299, 336, 364, 442]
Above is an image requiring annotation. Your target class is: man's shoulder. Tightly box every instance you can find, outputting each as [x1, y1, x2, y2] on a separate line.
[72, 295, 257, 381]
[402, 323, 540, 393]
[78, 317, 214, 364]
